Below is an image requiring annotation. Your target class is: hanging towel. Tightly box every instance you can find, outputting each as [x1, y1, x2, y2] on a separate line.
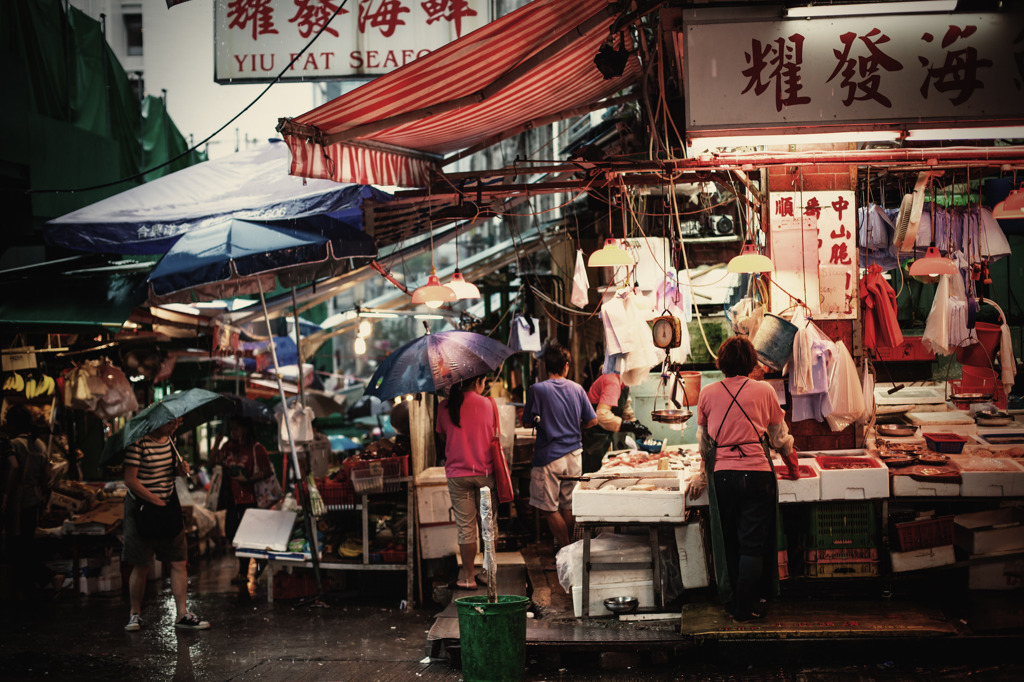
[1000, 321, 1016, 393]
[570, 250, 590, 308]
[921, 275, 952, 355]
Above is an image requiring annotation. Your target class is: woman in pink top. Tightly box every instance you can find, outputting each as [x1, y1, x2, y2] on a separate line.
[435, 375, 496, 590]
[694, 337, 797, 622]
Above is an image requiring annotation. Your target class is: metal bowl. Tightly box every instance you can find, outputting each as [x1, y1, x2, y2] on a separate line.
[877, 424, 916, 438]
[650, 409, 693, 425]
[603, 596, 639, 614]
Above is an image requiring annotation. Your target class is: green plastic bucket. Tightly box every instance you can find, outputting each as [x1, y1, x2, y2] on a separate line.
[455, 595, 530, 682]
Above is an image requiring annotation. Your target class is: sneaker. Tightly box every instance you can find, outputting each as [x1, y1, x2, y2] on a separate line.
[175, 613, 210, 630]
[125, 614, 143, 632]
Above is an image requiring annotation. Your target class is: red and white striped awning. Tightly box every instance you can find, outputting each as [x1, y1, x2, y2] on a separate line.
[278, 0, 640, 188]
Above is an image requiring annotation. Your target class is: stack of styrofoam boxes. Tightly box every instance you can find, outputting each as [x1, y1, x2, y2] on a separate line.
[954, 508, 1024, 589]
[888, 511, 956, 572]
[958, 458, 1024, 497]
[572, 471, 686, 522]
[814, 452, 889, 500]
[891, 462, 962, 497]
[804, 501, 880, 578]
[415, 466, 458, 560]
[79, 554, 122, 595]
[564, 533, 656, 617]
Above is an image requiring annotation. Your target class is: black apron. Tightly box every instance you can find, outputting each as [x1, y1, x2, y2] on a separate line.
[703, 379, 781, 605]
[581, 384, 629, 474]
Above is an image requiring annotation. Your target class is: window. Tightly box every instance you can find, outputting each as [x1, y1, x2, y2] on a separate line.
[124, 13, 142, 56]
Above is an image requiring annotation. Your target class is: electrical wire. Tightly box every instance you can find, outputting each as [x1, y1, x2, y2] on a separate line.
[28, 0, 351, 195]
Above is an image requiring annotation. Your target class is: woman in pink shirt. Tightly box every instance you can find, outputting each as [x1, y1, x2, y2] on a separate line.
[436, 375, 496, 590]
[695, 337, 797, 622]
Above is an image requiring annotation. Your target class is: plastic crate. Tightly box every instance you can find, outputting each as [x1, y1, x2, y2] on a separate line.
[344, 455, 409, 492]
[922, 433, 968, 454]
[948, 380, 1007, 410]
[295, 479, 355, 510]
[805, 560, 880, 579]
[894, 515, 954, 552]
[380, 549, 407, 563]
[806, 501, 878, 549]
[778, 550, 789, 581]
[804, 547, 879, 563]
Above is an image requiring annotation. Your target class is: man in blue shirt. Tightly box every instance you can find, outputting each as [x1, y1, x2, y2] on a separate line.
[523, 345, 598, 549]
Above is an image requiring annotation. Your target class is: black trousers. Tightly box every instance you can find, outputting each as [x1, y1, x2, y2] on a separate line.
[713, 469, 775, 615]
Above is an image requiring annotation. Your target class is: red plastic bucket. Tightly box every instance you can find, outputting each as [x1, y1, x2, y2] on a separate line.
[956, 322, 1001, 367]
[961, 365, 997, 391]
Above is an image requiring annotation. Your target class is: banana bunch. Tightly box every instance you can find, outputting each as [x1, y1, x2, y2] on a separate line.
[3, 372, 25, 392]
[25, 374, 56, 399]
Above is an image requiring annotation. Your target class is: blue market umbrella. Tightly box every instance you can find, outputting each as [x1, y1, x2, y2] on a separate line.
[101, 388, 232, 465]
[146, 218, 375, 303]
[365, 331, 513, 402]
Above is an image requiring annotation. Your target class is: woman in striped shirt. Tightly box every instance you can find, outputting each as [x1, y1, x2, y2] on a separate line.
[122, 417, 210, 631]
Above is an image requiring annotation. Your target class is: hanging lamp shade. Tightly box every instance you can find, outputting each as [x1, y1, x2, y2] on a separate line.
[726, 243, 773, 274]
[992, 185, 1024, 219]
[908, 245, 957, 277]
[446, 270, 480, 299]
[411, 268, 456, 308]
[587, 238, 634, 267]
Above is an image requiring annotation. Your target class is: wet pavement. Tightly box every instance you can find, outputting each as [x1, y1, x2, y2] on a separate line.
[1, 548, 1023, 681]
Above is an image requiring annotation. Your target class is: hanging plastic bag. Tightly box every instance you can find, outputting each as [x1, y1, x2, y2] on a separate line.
[825, 341, 866, 432]
[92, 360, 139, 419]
[508, 315, 541, 352]
[278, 404, 315, 451]
[570, 250, 589, 308]
[921, 274, 952, 355]
[857, 365, 875, 426]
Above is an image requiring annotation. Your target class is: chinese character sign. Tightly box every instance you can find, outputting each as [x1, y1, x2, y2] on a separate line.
[769, 191, 857, 320]
[215, 0, 489, 82]
[684, 13, 1023, 132]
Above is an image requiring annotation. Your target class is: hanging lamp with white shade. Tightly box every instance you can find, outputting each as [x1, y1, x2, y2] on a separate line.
[908, 245, 957, 277]
[411, 267, 457, 308]
[588, 238, 634, 267]
[446, 224, 480, 299]
[726, 242, 773, 274]
[992, 184, 1024, 219]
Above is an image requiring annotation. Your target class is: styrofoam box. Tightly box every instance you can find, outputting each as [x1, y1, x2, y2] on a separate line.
[415, 466, 453, 525]
[889, 545, 956, 573]
[954, 508, 1024, 554]
[891, 471, 961, 497]
[958, 458, 1024, 497]
[419, 523, 458, 560]
[813, 452, 889, 500]
[970, 431, 1024, 455]
[573, 471, 685, 522]
[772, 457, 821, 503]
[571, 579, 655, 618]
[969, 557, 1024, 589]
[674, 523, 709, 589]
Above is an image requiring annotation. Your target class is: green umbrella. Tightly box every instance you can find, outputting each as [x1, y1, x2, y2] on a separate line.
[101, 388, 232, 465]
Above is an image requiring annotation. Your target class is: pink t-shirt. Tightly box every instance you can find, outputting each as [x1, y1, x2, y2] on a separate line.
[435, 391, 496, 478]
[587, 373, 624, 407]
[697, 376, 784, 472]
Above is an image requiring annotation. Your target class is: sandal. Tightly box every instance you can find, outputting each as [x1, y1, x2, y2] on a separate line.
[455, 580, 478, 590]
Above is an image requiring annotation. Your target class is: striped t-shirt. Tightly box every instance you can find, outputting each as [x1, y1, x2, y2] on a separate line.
[124, 437, 176, 500]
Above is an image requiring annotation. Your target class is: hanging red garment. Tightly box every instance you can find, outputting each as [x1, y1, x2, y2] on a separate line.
[860, 264, 904, 351]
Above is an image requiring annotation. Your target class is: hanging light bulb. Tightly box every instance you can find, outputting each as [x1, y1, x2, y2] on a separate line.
[358, 319, 373, 337]
[726, 243, 773, 274]
[992, 184, 1024, 219]
[354, 336, 367, 355]
[411, 267, 456, 308]
[908, 245, 957, 277]
[587, 238, 634, 267]
[446, 270, 480, 299]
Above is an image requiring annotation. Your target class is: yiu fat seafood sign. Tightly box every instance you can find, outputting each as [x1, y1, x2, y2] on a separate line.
[214, 0, 491, 82]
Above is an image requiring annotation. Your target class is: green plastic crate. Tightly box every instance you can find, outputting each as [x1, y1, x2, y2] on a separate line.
[806, 501, 878, 549]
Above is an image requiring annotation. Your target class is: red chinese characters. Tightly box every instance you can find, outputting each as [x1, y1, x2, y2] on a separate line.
[422, 0, 478, 38]
[289, 0, 348, 39]
[742, 33, 812, 112]
[359, 0, 411, 38]
[827, 28, 903, 108]
[919, 25, 993, 105]
[227, 0, 279, 41]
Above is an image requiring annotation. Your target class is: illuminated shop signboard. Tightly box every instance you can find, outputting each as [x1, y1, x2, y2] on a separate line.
[682, 12, 1024, 135]
[214, 0, 491, 82]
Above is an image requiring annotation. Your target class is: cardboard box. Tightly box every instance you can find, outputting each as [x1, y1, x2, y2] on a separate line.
[889, 545, 956, 572]
[415, 467, 453, 525]
[815, 455, 889, 500]
[571, 579, 655, 618]
[419, 522, 458, 560]
[954, 508, 1024, 555]
[773, 457, 821, 503]
[959, 459, 1024, 497]
[969, 557, 1024, 590]
[573, 471, 685, 522]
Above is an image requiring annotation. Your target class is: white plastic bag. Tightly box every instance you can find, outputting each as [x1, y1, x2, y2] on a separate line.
[825, 341, 866, 432]
[858, 365, 875, 426]
[570, 249, 589, 308]
[921, 274, 951, 355]
[730, 297, 764, 340]
[508, 315, 542, 352]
